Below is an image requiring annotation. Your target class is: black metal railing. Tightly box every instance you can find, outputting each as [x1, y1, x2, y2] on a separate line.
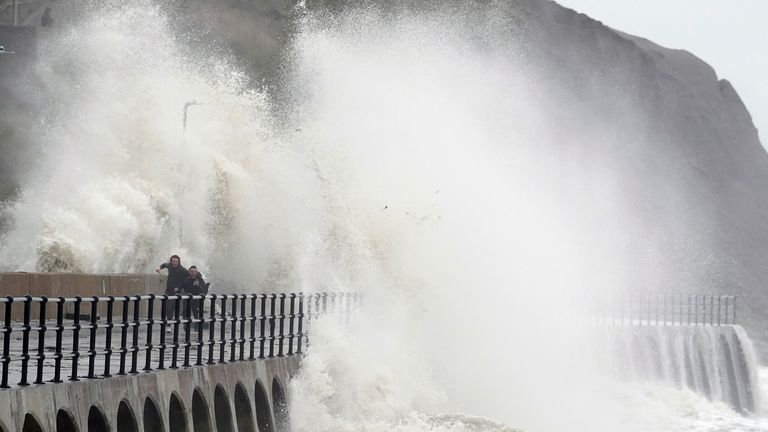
[592, 293, 737, 326]
[0, 292, 360, 388]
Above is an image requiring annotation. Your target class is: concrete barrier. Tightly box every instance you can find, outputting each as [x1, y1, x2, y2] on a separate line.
[1, 273, 167, 320]
[0, 356, 299, 432]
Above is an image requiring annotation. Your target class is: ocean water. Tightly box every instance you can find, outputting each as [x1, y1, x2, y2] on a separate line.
[0, 2, 764, 431]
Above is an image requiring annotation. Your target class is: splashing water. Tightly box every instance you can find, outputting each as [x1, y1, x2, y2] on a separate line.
[1, 2, 767, 431]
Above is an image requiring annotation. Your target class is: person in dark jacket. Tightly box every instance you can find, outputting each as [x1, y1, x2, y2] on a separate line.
[41, 8, 54, 27]
[181, 265, 206, 318]
[156, 255, 188, 320]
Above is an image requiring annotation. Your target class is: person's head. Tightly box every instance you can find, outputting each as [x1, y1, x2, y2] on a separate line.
[170, 255, 181, 267]
[189, 266, 198, 278]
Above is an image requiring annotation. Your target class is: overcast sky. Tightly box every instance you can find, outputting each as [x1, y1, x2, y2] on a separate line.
[555, 0, 767, 147]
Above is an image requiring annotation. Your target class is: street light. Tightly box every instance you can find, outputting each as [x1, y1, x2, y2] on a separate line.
[183, 100, 203, 135]
[178, 100, 203, 247]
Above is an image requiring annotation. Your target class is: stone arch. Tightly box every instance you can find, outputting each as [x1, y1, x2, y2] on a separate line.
[88, 405, 110, 432]
[57, 409, 79, 432]
[254, 380, 274, 432]
[22, 413, 45, 432]
[117, 400, 139, 432]
[144, 397, 165, 432]
[192, 388, 212, 432]
[234, 383, 257, 432]
[271, 378, 290, 432]
[214, 385, 235, 432]
[169, 393, 188, 432]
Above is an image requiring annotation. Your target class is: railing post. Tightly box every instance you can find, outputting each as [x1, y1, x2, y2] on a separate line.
[70, 296, 83, 381]
[258, 295, 267, 359]
[118, 296, 129, 375]
[196, 295, 205, 366]
[183, 294, 192, 367]
[717, 296, 722, 326]
[207, 295, 217, 365]
[219, 295, 228, 364]
[268, 294, 277, 358]
[144, 294, 156, 371]
[52, 297, 64, 383]
[87, 296, 99, 379]
[0, 297, 12, 388]
[296, 293, 304, 355]
[18, 295, 32, 386]
[277, 294, 286, 357]
[229, 295, 237, 363]
[34, 296, 48, 384]
[709, 295, 715, 325]
[158, 296, 168, 370]
[249, 295, 257, 360]
[288, 294, 296, 356]
[130, 295, 141, 374]
[321, 293, 327, 315]
[239, 294, 247, 361]
[170, 295, 181, 369]
[733, 296, 738, 325]
[103, 296, 115, 377]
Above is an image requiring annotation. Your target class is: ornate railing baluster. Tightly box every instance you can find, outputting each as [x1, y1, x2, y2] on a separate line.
[34, 296, 47, 385]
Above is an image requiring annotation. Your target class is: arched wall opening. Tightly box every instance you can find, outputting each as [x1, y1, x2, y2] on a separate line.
[271, 378, 290, 432]
[117, 401, 139, 432]
[254, 380, 273, 432]
[169, 393, 188, 432]
[22, 414, 44, 432]
[645, 335, 664, 380]
[234, 383, 257, 432]
[88, 406, 110, 432]
[731, 333, 756, 412]
[214, 385, 235, 432]
[719, 334, 743, 413]
[144, 397, 165, 432]
[192, 389, 212, 432]
[57, 409, 79, 432]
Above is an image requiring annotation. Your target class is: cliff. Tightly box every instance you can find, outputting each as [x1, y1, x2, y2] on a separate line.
[2, 0, 768, 355]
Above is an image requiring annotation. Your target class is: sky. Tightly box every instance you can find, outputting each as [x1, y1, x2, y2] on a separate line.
[555, 0, 768, 146]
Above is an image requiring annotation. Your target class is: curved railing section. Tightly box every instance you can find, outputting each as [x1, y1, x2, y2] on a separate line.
[0, 292, 361, 388]
[591, 293, 737, 326]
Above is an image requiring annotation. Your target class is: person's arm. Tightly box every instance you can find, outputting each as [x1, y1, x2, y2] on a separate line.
[156, 262, 168, 273]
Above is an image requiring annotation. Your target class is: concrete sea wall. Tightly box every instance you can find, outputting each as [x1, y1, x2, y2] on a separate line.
[0, 356, 299, 432]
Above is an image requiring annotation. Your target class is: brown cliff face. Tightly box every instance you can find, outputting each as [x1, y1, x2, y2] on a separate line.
[515, 1, 768, 354]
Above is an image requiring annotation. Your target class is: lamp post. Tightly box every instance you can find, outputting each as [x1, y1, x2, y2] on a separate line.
[178, 100, 203, 247]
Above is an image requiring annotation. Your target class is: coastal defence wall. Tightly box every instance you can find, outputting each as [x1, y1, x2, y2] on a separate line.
[0, 272, 166, 298]
[0, 355, 299, 432]
[0, 273, 167, 320]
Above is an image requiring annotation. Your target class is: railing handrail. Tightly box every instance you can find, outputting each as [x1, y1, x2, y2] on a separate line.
[592, 292, 738, 326]
[0, 291, 361, 388]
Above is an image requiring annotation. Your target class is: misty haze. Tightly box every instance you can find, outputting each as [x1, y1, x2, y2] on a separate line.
[1, 1, 768, 432]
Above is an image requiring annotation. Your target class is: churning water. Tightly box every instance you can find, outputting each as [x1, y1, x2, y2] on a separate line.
[1, 1, 767, 431]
